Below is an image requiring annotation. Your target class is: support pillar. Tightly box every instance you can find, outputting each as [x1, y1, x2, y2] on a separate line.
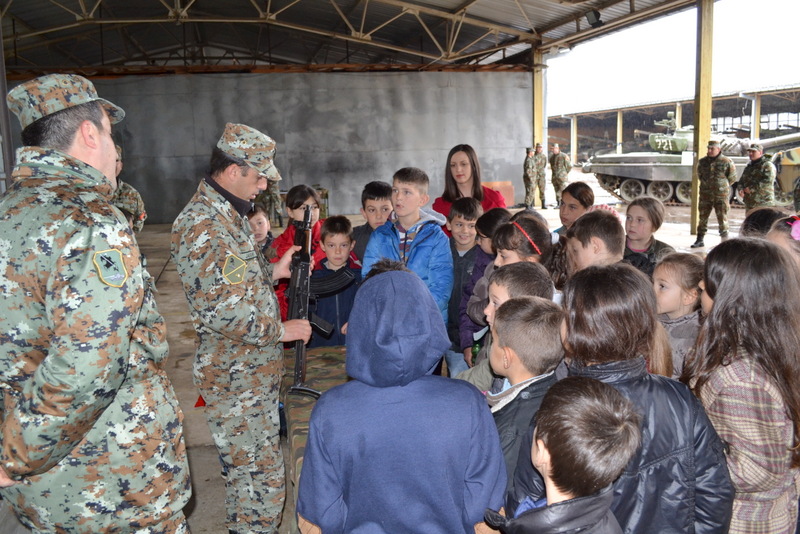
[675, 103, 683, 128]
[691, 0, 714, 235]
[570, 115, 578, 164]
[616, 110, 624, 154]
[751, 94, 761, 139]
[532, 48, 545, 147]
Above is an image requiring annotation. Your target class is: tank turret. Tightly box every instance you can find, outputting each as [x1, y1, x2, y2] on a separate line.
[582, 113, 800, 205]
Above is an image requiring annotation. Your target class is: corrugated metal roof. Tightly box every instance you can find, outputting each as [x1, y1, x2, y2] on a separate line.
[1, 0, 697, 74]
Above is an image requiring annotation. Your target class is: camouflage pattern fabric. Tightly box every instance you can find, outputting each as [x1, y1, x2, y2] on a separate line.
[281, 346, 347, 503]
[549, 151, 572, 204]
[696, 153, 737, 235]
[217, 122, 282, 182]
[6, 73, 124, 129]
[523, 153, 547, 207]
[739, 157, 776, 211]
[171, 178, 286, 534]
[0, 147, 190, 533]
[112, 179, 147, 232]
[793, 176, 800, 213]
[256, 179, 283, 225]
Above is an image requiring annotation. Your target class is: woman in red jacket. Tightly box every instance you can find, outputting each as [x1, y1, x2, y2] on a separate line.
[433, 144, 506, 233]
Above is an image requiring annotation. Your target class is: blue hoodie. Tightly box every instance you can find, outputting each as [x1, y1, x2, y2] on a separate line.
[297, 271, 507, 533]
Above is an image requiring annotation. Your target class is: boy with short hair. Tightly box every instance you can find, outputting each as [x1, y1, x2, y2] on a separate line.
[565, 210, 625, 274]
[445, 197, 483, 376]
[485, 376, 642, 534]
[457, 262, 555, 393]
[363, 167, 453, 319]
[352, 180, 393, 262]
[310, 215, 362, 348]
[487, 296, 563, 491]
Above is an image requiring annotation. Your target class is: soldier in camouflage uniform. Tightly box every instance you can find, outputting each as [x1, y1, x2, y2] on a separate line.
[255, 174, 283, 227]
[738, 142, 776, 213]
[171, 123, 311, 534]
[0, 74, 191, 532]
[691, 140, 738, 248]
[523, 144, 547, 208]
[113, 181, 148, 232]
[794, 177, 800, 213]
[549, 143, 572, 205]
[111, 144, 148, 232]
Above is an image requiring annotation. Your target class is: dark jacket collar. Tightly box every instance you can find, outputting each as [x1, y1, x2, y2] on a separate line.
[568, 356, 648, 384]
[205, 175, 251, 217]
[485, 485, 620, 534]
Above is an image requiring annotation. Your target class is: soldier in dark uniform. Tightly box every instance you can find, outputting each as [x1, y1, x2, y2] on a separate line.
[691, 140, 737, 248]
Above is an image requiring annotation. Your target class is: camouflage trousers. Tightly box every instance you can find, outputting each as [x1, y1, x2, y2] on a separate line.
[197, 359, 285, 534]
[794, 177, 800, 213]
[697, 194, 730, 235]
[552, 176, 568, 205]
[523, 173, 546, 207]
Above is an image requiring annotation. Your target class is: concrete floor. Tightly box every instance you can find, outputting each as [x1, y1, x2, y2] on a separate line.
[1, 170, 788, 534]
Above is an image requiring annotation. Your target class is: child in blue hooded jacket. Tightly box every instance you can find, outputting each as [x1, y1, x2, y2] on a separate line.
[297, 269, 506, 533]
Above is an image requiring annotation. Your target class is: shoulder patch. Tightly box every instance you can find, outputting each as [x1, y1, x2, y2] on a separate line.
[93, 249, 129, 287]
[223, 254, 247, 284]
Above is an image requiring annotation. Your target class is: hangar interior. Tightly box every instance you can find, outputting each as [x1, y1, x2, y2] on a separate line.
[1, 0, 723, 220]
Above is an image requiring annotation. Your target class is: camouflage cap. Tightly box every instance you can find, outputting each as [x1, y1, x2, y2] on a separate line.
[112, 181, 147, 232]
[535, 143, 542, 148]
[7, 74, 125, 130]
[553, 143, 560, 149]
[707, 140, 720, 148]
[216, 123, 282, 181]
[747, 143, 764, 152]
[526, 147, 534, 151]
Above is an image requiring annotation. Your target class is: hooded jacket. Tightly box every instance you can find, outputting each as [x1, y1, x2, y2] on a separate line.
[362, 211, 453, 320]
[507, 357, 734, 534]
[297, 271, 506, 533]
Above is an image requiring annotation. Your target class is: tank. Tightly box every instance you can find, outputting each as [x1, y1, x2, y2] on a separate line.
[582, 112, 800, 206]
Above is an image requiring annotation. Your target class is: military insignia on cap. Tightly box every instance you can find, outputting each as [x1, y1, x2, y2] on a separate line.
[92, 249, 128, 287]
[223, 254, 247, 284]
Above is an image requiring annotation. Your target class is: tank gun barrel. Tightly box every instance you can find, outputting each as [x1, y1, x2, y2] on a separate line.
[756, 130, 800, 150]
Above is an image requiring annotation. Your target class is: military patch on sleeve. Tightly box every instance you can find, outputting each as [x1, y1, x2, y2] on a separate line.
[92, 249, 129, 287]
[223, 254, 247, 284]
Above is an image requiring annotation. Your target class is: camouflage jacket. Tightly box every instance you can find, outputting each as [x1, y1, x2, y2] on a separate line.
[549, 152, 572, 180]
[171, 179, 285, 386]
[529, 153, 547, 177]
[523, 155, 535, 177]
[697, 154, 737, 195]
[0, 147, 190, 532]
[739, 157, 776, 208]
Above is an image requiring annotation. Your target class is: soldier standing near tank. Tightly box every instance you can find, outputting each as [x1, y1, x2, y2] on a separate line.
[171, 123, 311, 534]
[691, 140, 737, 248]
[549, 143, 572, 206]
[523, 144, 547, 208]
[0, 74, 191, 532]
[738, 142, 776, 213]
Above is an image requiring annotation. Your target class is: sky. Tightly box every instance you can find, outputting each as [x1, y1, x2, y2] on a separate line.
[545, 0, 800, 116]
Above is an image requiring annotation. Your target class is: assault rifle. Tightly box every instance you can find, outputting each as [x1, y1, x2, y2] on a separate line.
[286, 205, 356, 398]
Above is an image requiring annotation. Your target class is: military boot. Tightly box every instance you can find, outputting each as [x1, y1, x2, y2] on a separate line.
[691, 234, 705, 248]
[720, 231, 729, 241]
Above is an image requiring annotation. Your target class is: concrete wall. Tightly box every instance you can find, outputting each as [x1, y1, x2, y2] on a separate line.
[10, 72, 533, 223]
